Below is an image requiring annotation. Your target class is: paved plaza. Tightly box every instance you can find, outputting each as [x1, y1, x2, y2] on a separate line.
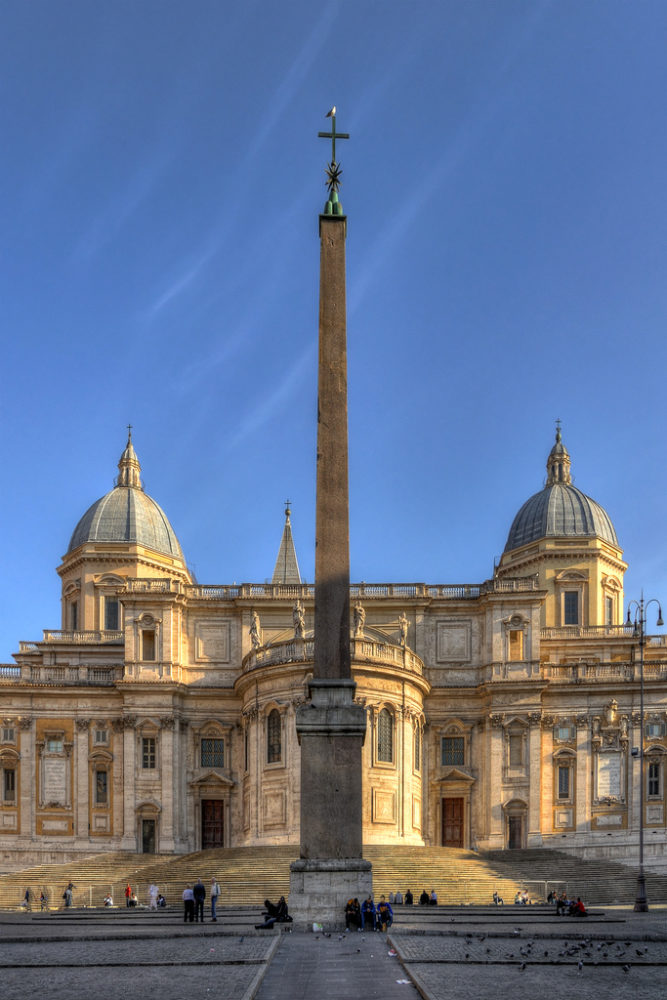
[0, 905, 666, 1000]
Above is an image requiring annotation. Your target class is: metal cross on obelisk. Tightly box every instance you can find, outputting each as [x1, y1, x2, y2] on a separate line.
[318, 108, 349, 192]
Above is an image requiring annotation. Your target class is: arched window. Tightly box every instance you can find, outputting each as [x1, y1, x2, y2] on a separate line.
[377, 709, 393, 763]
[267, 709, 281, 764]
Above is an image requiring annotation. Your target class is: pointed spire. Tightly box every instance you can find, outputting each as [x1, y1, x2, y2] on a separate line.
[116, 426, 143, 489]
[546, 421, 571, 485]
[272, 501, 302, 585]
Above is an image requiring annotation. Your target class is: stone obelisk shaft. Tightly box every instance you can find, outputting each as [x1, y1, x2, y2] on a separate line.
[314, 214, 351, 681]
[290, 204, 371, 928]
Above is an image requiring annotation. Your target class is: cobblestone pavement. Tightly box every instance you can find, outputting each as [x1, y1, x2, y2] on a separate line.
[1, 907, 666, 1000]
[389, 908, 667, 1000]
[254, 930, 421, 1000]
[0, 911, 278, 1000]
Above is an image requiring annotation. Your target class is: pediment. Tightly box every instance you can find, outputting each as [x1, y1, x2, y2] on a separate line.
[190, 770, 235, 788]
[436, 767, 475, 785]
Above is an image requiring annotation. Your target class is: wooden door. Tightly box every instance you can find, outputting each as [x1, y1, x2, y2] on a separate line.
[202, 800, 224, 849]
[508, 815, 523, 849]
[141, 819, 156, 854]
[442, 797, 464, 847]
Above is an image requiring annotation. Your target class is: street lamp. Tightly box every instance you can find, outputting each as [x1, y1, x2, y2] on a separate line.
[626, 594, 664, 913]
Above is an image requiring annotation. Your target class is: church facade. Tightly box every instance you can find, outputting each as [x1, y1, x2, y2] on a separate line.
[1, 429, 666, 869]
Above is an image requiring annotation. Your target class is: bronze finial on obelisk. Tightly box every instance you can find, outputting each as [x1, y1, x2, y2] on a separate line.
[289, 109, 371, 929]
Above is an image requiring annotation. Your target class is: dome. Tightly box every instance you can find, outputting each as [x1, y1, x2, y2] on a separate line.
[67, 434, 184, 560]
[504, 429, 619, 552]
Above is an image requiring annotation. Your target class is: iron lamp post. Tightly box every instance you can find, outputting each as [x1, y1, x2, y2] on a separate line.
[626, 595, 664, 913]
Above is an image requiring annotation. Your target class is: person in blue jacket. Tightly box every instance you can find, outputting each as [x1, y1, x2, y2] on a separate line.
[376, 896, 393, 931]
[361, 895, 376, 931]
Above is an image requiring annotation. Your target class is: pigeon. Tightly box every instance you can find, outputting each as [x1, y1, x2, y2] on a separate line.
[577, 961, 583, 973]
[326, 107, 336, 118]
[519, 963, 526, 971]
[622, 964, 631, 973]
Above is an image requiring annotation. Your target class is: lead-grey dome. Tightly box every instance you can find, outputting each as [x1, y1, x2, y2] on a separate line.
[504, 429, 619, 552]
[67, 435, 184, 560]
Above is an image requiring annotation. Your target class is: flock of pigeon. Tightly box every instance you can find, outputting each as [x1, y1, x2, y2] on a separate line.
[448, 930, 654, 974]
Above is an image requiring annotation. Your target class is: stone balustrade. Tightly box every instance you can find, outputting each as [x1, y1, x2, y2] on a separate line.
[541, 625, 635, 640]
[119, 578, 537, 602]
[242, 636, 424, 675]
[41, 629, 124, 644]
[541, 660, 667, 682]
[0, 664, 121, 685]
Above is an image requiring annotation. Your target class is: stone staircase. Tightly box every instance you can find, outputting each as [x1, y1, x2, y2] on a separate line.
[1, 845, 665, 911]
[481, 848, 667, 905]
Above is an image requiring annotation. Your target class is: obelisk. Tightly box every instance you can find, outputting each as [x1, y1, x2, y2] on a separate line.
[289, 110, 372, 929]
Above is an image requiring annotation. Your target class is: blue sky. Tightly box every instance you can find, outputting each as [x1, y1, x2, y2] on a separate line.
[2, 1, 667, 657]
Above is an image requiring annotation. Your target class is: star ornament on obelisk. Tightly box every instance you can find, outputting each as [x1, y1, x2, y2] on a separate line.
[318, 107, 349, 215]
[289, 108, 371, 930]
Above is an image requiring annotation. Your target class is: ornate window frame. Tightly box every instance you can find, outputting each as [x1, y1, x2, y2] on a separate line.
[503, 614, 528, 662]
[374, 705, 395, 768]
[555, 570, 588, 627]
[265, 705, 285, 769]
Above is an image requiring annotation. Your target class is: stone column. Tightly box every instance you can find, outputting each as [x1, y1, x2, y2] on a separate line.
[120, 717, 137, 849]
[159, 716, 175, 852]
[290, 206, 370, 929]
[75, 720, 90, 842]
[18, 717, 34, 845]
[527, 713, 543, 846]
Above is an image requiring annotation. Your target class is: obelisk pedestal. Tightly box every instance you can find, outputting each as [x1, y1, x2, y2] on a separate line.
[289, 141, 372, 929]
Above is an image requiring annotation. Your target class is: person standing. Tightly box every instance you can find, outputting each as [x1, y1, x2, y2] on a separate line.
[182, 883, 195, 923]
[193, 878, 206, 923]
[210, 877, 219, 922]
[124, 883, 132, 908]
[148, 882, 159, 911]
[64, 882, 74, 908]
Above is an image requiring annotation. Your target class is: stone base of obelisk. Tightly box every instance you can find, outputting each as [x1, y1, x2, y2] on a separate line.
[289, 857, 372, 932]
[289, 679, 372, 930]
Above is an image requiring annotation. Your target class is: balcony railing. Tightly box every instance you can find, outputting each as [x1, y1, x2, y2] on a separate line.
[541, 660, 667, 682]
[242, 636, 424, 676]
[41, 630, 124, 644]
[541, 625, 635, 640]
[0, 664, 122, 685]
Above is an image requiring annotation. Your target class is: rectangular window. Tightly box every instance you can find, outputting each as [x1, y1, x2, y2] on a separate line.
[244, 728, 249, 773]
[646, 722, 665, 739]
[3, 768, 15, 802]
[509, 734, 523, 767]
[648, 762, 661, 798]
[557, 764, 571, 799]
[563, 591, 579, 625]
[414, 729, 421, 772]
[46, 738, 63, 753]
[141, 630, 156, 661]
[105, 598, 119, 631]
[94, 729, 108, 745]
[201, 738, 225, 768]
[508, 630, 524, 660]
[441, 737, 464, 767]
[2, 727, 15, 744]
[95, 769, 108, 805]
[605, 596, 614, 626]
[555, 724, 574, 742]
[70, 601, 78, 630]
[142, 737, 156, 769]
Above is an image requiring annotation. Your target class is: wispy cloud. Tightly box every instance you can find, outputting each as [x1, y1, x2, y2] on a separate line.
[227, 341, 316, 448]
[243, 2, 338, 165]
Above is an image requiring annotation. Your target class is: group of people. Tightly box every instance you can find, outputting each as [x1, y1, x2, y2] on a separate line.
[255, 896, 293, 929]
[182, 877, 221, 922]
[344, 895, 394, 931]
[550, 891, 587, 917]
